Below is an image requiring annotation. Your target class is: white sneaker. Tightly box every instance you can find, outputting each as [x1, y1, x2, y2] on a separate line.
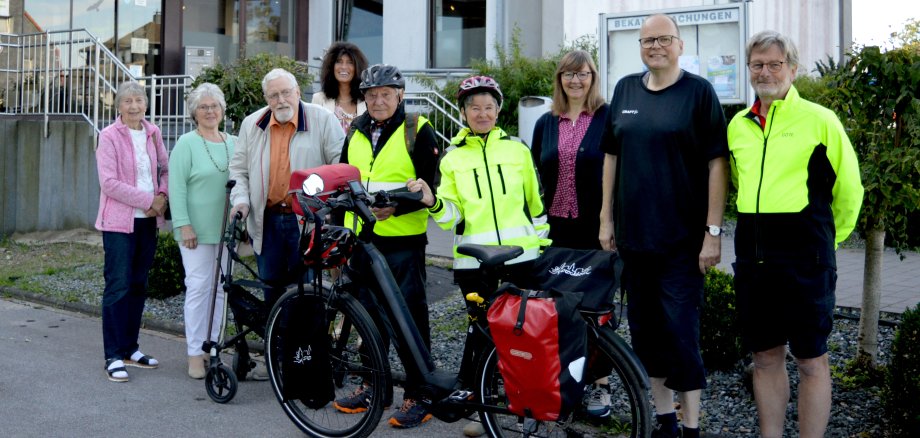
[585, 384, 611, 418]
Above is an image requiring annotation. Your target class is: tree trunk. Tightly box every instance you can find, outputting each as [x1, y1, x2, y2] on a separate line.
[857, 226, 885, 367]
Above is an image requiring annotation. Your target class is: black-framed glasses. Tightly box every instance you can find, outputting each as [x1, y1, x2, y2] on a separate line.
[639, 35, 679, 48]
[561, 71, 592, 81]
[747, 61, 786, 73]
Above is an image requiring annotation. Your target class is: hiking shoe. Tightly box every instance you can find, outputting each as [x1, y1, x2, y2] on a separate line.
[334, 384, 374, 414]
[585, 383, 612, 418]
[388, 398, 432, 429]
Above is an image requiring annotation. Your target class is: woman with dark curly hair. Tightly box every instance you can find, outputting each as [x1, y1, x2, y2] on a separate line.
[312, 41, 368, 132]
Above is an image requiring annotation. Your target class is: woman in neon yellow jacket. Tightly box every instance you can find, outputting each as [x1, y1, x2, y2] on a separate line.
[409, 75, 550, 291]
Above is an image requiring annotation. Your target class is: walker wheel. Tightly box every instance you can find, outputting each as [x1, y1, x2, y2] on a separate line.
[205, 363, 238, 404]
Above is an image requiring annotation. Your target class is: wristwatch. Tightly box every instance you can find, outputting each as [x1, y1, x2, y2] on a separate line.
[706, 225, 722, 237]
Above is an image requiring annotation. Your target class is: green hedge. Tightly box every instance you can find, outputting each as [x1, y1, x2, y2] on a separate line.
[700, 268, 743, 371]
[191, 53, 314, 134]
[147, 232, 185, 300]
[884, 303, 920, 436]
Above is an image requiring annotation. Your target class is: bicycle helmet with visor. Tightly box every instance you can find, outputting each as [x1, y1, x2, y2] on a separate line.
[359, 64, 405, 92]
[457, 75, 503, 109]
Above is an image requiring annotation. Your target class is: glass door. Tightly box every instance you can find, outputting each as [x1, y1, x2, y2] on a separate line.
[116, 0, 162, 77]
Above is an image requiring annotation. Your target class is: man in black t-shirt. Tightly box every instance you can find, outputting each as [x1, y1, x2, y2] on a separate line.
[599, 14, 729, 438]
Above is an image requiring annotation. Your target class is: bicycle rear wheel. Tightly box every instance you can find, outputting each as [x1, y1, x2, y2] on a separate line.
[265, 287, 390, 438]
[476, 325, 650, 438]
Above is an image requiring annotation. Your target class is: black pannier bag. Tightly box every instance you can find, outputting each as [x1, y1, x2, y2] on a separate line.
[278, 293, 334, 409]
[531, 247, 623, 312]
[486, 283, 587, 421]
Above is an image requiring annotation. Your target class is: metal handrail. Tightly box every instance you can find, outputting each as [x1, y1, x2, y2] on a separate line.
[1, 29, 465, 150]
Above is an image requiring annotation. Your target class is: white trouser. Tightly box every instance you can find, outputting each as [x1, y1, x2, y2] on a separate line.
[179, 244, 226, 356]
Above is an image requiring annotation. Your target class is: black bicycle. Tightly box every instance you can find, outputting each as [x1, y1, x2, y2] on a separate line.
[263, 164, 651, 437]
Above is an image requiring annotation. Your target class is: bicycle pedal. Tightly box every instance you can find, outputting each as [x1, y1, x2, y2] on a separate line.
[448, 389, 474, 401]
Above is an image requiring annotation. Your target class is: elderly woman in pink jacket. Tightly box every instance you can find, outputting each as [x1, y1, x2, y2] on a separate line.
[95, 81, 169, 383]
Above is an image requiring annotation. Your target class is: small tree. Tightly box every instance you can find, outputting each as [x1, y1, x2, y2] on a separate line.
[819, 25, 920, 367]
[191, 53, 313, 134]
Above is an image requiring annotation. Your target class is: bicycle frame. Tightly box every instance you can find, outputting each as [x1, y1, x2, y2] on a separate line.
[288, 169, 651, 435]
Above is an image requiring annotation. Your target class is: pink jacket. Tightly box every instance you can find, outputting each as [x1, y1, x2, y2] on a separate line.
[94, 116, 169, 233]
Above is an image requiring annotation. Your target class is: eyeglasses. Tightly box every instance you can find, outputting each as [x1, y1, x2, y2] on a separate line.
[197, 104, 221, 113]
[265, 87, 297, 102]
[561, 71, 592, 81]
[639, 35, 679, 48]
[747, 61, 786, 73]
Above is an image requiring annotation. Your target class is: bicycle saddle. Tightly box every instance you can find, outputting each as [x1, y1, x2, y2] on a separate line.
[457, 244, 523, 267]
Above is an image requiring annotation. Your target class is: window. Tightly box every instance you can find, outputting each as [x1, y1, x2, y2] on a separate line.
[430, 0, 485, 68]
[243, 0, 294, 58]
[336, 0, 382, 64]
[183, 0, 295, 68]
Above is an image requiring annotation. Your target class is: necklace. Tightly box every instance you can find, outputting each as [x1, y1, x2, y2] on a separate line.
[197, 130, 229, 172]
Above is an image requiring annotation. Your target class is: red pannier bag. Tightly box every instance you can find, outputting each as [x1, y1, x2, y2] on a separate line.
[486, 283, 587, 421]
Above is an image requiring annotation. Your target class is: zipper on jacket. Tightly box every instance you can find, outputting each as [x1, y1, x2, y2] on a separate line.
[472, 169, 483, 198]
[480, 142, 502, 245]
[753, 105, 778, 262]
[497, 164, 507, 194]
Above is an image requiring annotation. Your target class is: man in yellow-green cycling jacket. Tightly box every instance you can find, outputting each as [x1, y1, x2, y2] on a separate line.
[727, 30, 862, 438]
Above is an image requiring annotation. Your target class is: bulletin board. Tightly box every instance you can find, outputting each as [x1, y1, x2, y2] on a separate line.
[598, 3, 749, 104]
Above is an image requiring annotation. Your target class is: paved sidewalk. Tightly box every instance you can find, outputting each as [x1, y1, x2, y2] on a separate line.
[426, 219, 920, 314]
[0, 298, 466, 437]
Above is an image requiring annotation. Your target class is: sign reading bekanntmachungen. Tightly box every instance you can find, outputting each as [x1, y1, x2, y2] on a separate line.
[608, 8, 740, 31]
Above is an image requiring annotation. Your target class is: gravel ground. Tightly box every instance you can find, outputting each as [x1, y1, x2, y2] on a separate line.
[1, 240, 899, 437]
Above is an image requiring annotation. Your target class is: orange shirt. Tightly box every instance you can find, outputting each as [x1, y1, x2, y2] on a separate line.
[266, 110, 298, 208]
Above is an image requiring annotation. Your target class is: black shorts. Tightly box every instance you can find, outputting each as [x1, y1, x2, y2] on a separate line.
[620, 247, 706, 392]
[733, 261, 837, 359]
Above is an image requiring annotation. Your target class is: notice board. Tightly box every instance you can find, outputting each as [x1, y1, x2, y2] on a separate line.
[598, 3, 749, 104]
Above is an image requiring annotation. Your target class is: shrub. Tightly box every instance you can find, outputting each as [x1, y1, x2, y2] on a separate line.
[148, 232, 185, 300]
[191, 53, 313, 134]
[883, 303, 920, 436]
[700, 268, 743, 371]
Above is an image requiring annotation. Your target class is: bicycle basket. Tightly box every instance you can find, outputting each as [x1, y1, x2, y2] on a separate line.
[289, 163, 361, 216]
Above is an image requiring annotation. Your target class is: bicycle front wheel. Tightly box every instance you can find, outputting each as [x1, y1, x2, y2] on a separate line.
[265, 287, 390, 438]
[475, 325, 651, 438]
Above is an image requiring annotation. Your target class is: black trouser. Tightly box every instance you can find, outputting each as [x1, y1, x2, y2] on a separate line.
[349, 244, 429, 400]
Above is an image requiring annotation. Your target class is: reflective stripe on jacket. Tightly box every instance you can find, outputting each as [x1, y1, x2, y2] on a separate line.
[429, 127, 550, 270]
[727, 85, 862, 266]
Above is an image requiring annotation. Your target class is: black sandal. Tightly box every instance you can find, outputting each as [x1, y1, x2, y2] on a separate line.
[105, 359, 129, 382]
[124, 352, 159, 369]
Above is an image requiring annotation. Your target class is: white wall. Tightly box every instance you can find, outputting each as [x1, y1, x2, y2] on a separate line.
[307, 0, 335, 68]
[383, 0, 429, 70]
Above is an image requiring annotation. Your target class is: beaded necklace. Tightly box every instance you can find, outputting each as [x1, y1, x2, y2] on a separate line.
[197, 130, 229, 172]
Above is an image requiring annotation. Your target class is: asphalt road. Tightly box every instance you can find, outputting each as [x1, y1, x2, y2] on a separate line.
[0, 297, 470, 437]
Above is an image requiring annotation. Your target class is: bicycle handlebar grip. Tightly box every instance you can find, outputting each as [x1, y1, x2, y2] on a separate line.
[355, 197, 376, 225]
